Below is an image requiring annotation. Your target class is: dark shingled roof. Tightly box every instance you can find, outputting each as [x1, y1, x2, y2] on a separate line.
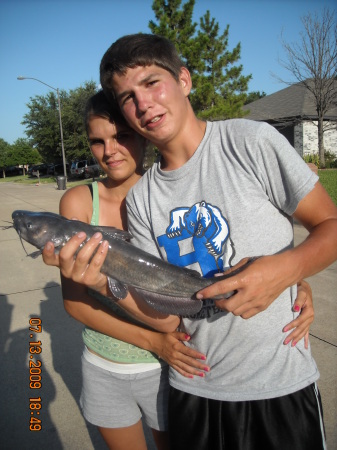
[243, 80, 337, 121]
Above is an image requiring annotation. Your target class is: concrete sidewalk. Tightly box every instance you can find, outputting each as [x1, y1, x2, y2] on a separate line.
[0, 182, 336, 449]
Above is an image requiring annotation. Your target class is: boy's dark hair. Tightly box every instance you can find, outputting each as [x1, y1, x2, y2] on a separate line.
[84, 90, 127, 133]
[100, 34, 184, 100]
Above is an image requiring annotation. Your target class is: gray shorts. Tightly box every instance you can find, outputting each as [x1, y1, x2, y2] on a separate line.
[80, 354, 169, 430]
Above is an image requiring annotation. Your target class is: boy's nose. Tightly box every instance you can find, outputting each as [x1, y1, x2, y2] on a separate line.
[135, 92, 150, 113]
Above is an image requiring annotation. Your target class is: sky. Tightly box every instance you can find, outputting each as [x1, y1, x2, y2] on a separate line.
[0, 0, 335, 144]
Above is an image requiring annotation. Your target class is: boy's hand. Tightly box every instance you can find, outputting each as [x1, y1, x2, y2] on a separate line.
[197, 255, 291, 319]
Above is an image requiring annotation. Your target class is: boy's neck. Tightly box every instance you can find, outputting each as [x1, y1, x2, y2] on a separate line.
[158, 118, 207, 171]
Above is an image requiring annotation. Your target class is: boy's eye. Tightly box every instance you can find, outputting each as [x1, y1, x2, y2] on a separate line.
[121, 94, 133, 105]
[149, 79, 158, 86]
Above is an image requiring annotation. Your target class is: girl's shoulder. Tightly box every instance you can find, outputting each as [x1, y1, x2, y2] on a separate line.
[59, 184, 93, 222]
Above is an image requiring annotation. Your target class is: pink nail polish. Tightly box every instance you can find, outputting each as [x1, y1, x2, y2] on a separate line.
[294, 305, 300, 312]
[199, 373, 205, 378]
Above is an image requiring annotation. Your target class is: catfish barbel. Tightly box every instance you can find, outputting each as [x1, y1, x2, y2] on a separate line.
[12, 210, 257, 316]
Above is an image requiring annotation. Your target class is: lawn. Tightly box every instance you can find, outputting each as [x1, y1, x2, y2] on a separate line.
[0, 174, 97, 188]
[319, 169, 337, 205]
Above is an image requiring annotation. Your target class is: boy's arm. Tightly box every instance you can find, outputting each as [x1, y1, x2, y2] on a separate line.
[197, 182, 337, 318]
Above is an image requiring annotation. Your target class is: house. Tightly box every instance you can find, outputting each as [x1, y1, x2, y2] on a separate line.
[242, 80, 337, 157]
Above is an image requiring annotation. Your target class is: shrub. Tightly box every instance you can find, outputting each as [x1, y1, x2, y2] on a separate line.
[303, 151, 337, 169]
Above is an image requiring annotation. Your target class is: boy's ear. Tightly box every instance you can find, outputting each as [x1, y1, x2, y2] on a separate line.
[179, 67, 192, 95]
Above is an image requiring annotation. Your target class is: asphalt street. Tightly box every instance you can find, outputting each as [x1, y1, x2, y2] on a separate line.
[0, 182, 336, 450]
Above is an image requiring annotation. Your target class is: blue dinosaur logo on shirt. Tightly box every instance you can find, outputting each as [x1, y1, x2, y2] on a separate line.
[157, 201, 233, 277]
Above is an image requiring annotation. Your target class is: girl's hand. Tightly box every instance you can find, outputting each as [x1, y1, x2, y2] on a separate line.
[151, 331, 210, 378]
[42, 232, 109, 293]
[283, 280, 314, 349]
[42, 241, 60, 267]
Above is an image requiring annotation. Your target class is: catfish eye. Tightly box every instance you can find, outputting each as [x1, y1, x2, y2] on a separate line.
[27, 222, 32, 229]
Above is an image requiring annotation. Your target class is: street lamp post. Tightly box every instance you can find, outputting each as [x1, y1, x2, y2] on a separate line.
[17, 76, 67, 182]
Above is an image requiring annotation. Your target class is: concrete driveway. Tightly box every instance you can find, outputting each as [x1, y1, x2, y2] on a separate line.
[0, 182, 336, 449]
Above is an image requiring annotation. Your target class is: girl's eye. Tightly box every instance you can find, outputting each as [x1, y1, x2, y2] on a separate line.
[89, 140, 103, 147]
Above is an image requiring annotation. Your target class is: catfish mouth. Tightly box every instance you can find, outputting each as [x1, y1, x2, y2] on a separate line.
[11, 220, 30, 257]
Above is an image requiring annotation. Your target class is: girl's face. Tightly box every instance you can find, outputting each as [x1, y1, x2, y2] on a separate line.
[87, 115, 144, 184]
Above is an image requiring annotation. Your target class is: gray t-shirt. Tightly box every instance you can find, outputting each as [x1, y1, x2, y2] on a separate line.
[126, 119, 319, 401]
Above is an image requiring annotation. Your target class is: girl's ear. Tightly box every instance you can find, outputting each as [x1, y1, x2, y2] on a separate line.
[179, 67, 192, 96]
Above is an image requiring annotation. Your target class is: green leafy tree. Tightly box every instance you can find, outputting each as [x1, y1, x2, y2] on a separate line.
[61, 81, 98, 162]
[191, 11, 251, 119]
[149, 0, 197, 65]
[11, 138, 41, 173]
[0, 138, 11, 177]
[21, 81, 98, 164]
[21, 91, 66, 163]
[149, 1, 251, 119]
[244, 91, 267, 104]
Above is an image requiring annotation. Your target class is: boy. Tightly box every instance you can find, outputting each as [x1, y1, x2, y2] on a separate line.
[97, 33, 337, 450]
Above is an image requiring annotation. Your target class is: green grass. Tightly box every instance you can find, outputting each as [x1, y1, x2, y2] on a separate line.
[0, 175, 55, 184]
[0, 174, 100, 188]
[318, 169, 337, 205]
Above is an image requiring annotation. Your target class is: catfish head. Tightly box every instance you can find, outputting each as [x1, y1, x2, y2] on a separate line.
[12, 210, 70, 252]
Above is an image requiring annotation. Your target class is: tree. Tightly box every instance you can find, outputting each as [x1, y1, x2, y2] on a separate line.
[61, 81, 98, 162]
[279, 7, 337, 167]
[0, 138, 11, 177]
[149, 1, 251, 119]
[149, 0, 197, 65]
[191, 11, 251, 120]
[244, 91, 267, 105]
[21, 81, 98, 164]
[11, 138, 40, 173]
[21, 91, 66, 163]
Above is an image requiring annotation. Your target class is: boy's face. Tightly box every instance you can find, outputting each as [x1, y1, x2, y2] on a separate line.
[111, 65, 191, 148]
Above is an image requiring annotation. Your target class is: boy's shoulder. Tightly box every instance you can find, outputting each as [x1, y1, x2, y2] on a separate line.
[213, 118, 269, 132]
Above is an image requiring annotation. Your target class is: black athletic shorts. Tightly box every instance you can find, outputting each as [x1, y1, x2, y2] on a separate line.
[168, 383, 326, 450]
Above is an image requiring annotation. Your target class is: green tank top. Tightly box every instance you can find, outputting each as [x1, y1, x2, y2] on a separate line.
[82, 181, 159, 363]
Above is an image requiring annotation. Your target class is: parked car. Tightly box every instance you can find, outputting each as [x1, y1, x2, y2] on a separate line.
[71, 159, 101, 179]
[70, 160, 88, 178]
[49, 163, 70, 176]
[47, 164, 55, 175]
[84, 159, 102, 179]
[31, 164, 49, 177]
[4, 166, 24, 177]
